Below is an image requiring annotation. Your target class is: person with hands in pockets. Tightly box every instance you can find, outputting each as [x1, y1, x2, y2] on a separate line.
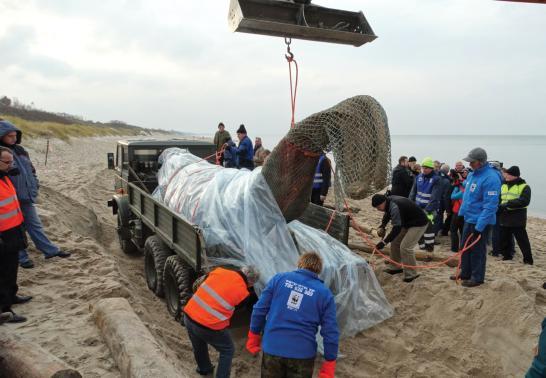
[246, 252, 339, 378]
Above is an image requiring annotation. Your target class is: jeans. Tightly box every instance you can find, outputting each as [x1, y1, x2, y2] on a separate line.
[460, 223, 490, 284]
[18, 201, 59, 263]
[184, 313, 234, 378]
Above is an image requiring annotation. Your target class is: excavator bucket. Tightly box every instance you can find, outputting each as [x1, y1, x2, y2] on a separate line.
[228, 0, 377, 47]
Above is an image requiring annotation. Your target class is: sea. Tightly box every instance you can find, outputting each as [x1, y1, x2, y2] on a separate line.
[257, 133, 546, 218]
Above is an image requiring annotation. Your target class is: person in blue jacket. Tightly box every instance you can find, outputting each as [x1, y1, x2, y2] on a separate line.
[0, 120, 71, 269]
[222, 137, 238, 168]
[527, 317, 546, 377]
[246, 252, 339, 378]
[409, 157, 441, 252]
[453, 147, 501, 287]
[225, 124, 254, 171]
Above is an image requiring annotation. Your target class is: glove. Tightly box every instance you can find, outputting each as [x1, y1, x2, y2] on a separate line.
[245, 330, 262, 355]
[377, 227, 386, 238]
[319, 360, 336, 378]
[426, 213, 434, 222]
[375, 241, 385, 250]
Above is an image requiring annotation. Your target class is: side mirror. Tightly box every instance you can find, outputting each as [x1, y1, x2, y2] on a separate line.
[107, 152, 115, 169]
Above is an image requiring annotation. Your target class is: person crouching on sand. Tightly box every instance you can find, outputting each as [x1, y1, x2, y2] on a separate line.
[372, 194, 429, 283]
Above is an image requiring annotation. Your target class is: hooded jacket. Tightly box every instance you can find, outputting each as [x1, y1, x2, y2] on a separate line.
[458, 163, 502, 232]
[498, 177, 530, 228]
[0, 120, 39, 203]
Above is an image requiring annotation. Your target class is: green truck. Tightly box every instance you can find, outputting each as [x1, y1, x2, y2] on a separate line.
[107, 139, 350, 324]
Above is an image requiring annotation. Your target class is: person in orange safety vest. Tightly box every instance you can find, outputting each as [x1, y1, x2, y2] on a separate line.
[183, 265, 260, 378]
[0, 146, 29, 325]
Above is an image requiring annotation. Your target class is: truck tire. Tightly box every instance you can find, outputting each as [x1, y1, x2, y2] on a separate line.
[163, 255, 195, 320]
[144, 236, 173, 297]
[117, 213, 138, 255]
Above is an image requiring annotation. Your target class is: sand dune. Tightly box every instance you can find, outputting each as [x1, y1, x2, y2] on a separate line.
[2, 136, 545, 377]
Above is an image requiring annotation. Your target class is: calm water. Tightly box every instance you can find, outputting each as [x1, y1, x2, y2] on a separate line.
[391, 135, 546, 218]
[248, 133, 546, 218]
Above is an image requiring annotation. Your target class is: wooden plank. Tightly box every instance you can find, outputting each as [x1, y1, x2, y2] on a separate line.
[349, 242, 459, 268]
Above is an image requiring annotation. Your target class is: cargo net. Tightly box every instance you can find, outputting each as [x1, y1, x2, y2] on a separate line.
[265, 95, 391, 213]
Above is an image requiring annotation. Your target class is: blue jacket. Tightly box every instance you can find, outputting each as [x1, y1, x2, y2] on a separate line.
[235, 135, 253, 163]
[409, 172, 441, 213]
[0, 120, 39, 203]
[458, 164, 501, 232]
[250, 269, 339, 361]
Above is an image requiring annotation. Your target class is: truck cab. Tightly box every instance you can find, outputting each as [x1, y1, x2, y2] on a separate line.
[110, 139, 216, 194]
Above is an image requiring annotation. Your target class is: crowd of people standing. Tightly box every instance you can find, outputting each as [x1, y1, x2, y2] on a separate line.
[373, 147, 533, 288]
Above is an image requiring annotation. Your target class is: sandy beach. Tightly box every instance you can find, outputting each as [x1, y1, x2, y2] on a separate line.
[3, 136, 545, 378]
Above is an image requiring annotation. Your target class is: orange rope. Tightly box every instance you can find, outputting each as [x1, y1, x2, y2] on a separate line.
[344, 195, 480, 270]
[324, 209, 337, 233]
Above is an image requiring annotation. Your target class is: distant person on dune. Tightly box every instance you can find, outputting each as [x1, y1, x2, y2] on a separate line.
[0, 120, 71, 269]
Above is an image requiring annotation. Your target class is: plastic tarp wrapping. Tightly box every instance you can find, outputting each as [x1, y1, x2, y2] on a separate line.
[288, 221, 393, 337]
[153, 148, 392, 337]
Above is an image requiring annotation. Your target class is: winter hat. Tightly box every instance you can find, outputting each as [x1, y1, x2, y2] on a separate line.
[408, 156, 417, 162]
[505, 166, 520, 177]
[236, 124, 247, 134]
[421, 157, 434, 169]
[371, 194, 387, 208]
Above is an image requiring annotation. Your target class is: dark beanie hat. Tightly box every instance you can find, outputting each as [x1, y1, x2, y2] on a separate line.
[371, 194, 387, 207]
[237, 124, 247, 134]
[505, 166, 520, 177]
[408, 156, 417, 162]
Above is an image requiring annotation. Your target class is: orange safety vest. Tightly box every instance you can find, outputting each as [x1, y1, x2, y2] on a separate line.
[0, 176, 24, 232]
[184, 267, 249, 330]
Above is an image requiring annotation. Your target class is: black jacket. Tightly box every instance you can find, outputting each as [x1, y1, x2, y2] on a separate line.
[391, 165, 414, 198]
[498, 177, 530, 228]
[380, 195, 429, 244]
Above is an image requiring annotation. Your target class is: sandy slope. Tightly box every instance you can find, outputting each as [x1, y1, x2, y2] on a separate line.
[2, 136, 545, 377]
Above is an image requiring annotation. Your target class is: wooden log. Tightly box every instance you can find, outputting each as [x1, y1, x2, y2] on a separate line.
[0, 332, 81, 378]
[349, 242, 459, 268]
[91, 298, 185, 378]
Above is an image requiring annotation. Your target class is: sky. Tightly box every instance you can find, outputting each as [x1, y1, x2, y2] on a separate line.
[1, 0, 545, 145]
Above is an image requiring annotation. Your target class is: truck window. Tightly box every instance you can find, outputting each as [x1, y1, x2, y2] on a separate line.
[116, 145, 122, 169]
[123, 147, 129, 169]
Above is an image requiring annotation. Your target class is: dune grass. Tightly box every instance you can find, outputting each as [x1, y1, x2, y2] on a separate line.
[0, 115, 147, 141]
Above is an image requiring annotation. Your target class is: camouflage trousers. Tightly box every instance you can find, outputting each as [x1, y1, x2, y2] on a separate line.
[261, 352, 315, 378]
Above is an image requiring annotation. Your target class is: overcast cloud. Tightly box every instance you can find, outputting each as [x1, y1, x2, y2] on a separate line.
[0, 0, 545, 143]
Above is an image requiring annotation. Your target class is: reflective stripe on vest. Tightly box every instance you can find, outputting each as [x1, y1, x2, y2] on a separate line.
[313, 155, 326, 189]
[415, 174, 435, 207]
[184, 268, 249, 330]
[0, 177, 24, 232]
[501, 183, 528, 209]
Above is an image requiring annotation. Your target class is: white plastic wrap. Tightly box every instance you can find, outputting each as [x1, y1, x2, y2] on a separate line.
[153, 148, 392, 336]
